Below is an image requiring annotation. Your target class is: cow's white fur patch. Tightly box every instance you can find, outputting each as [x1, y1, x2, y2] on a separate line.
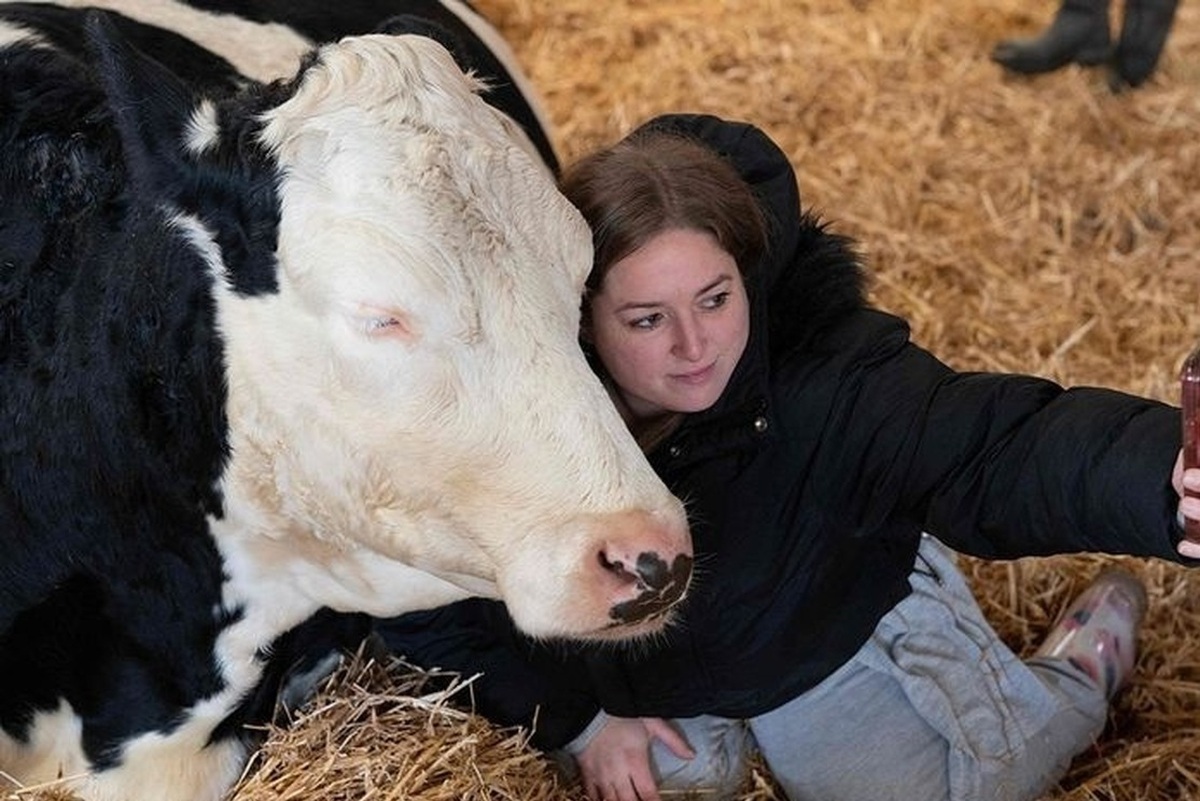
[184, 100, 221, 155]
[16, 0, 311, 81]
[0, 701, 88, 790]
[170, 212, 228, 287]
[0, 18, 46, 48]
[0, 659, 246, 801]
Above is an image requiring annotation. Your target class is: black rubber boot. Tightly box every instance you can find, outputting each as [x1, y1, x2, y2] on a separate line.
[1111, 0, 1180, 89]
[991, 0, 1112, 74]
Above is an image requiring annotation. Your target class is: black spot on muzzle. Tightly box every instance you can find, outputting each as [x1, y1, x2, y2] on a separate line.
[609, 552, 693, 624]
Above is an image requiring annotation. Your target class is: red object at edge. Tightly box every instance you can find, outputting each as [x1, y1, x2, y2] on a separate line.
[1181, 344, 1200, 543]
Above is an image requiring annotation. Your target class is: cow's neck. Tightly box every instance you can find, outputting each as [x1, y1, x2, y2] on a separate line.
[208, 515, 479, 661]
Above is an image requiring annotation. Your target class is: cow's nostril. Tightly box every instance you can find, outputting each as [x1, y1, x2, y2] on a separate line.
[599, 551, 638, 585]
[634, 552, 670, 590]
[608, 552, 694, 624]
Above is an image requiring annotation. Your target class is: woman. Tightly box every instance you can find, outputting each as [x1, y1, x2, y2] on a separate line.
[377, 113, 1192, 801]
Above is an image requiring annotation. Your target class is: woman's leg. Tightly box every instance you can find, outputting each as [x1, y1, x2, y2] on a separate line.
[750, 536, 1123, 801]
[650, 715, 754, 796]
[750, 653, 953, 800]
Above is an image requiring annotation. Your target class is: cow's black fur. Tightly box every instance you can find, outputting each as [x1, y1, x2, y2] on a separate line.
[0, 11, 346, 768]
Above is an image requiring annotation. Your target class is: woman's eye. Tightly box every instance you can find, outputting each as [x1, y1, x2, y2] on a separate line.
[702, 291, 731, 310]
[629, 312, 663, 330]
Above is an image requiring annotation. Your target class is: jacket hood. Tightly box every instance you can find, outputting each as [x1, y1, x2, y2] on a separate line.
[629, 114, 868, 426]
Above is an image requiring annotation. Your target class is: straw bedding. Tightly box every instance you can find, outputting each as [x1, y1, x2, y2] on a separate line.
[7, 0, 1200, 798]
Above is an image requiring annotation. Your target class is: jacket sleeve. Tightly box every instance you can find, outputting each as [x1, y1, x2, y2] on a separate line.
[372, 598, 602, 750]
[808, 309, 1186, 561]
[919, 374, 1183, 561]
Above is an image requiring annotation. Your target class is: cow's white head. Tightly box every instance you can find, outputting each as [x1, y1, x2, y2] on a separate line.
[169, 35, 693, 641]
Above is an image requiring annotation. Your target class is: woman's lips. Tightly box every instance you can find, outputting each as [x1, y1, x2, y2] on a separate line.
[672, 363, 715, 385]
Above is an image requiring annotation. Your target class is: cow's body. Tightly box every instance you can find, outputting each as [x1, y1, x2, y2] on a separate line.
[0, 4, 690, 800]
[0, 0, 558, 170]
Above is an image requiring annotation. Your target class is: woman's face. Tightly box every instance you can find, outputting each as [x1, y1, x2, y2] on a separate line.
[587, 227, 750, 421]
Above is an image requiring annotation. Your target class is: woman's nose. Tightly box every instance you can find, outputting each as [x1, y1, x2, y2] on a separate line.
[672, 317, 705, 361]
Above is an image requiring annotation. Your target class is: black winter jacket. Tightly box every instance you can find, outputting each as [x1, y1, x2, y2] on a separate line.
[377, 114, 1185, 750]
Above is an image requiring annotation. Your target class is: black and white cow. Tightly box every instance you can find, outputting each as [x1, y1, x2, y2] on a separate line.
[0, 3, 692, 800]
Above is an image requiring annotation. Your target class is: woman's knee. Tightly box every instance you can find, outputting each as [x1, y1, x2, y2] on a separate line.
[652, 716, 753, 797]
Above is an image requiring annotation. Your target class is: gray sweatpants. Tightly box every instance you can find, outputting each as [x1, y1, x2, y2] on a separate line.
[617, 536, 1110, 800]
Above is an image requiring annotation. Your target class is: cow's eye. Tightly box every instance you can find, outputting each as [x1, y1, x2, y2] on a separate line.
[355, 304, 415, 341]
[367, 316, 402, 332]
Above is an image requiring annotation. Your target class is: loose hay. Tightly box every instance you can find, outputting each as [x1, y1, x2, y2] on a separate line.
[228, 654, 580, 801]
[9, 1, 1200, 799]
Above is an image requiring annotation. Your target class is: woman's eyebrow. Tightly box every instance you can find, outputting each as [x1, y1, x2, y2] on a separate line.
[612, 275, 733, 313]
[614, 300, 663, 312]
[696, 275, 734, 295]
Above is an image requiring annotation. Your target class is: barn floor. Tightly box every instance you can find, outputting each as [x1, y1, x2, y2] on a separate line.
[10, 0, 1200, 799]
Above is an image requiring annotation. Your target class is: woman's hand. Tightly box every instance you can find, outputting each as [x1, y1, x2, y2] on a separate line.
[575, 716, 695, 801]
[1173, 450, 1200, 558]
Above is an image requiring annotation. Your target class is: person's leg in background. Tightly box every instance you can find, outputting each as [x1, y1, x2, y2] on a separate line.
[1111, 0, 1181, 89]
[990, 0, 1180, 89]
[991, 0, 1113, 75]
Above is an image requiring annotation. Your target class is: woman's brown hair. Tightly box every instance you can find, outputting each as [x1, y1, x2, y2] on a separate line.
[559, 128, 768, 306]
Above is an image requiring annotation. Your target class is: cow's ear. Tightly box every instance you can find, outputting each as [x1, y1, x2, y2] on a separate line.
[84, 10, 195, 199]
